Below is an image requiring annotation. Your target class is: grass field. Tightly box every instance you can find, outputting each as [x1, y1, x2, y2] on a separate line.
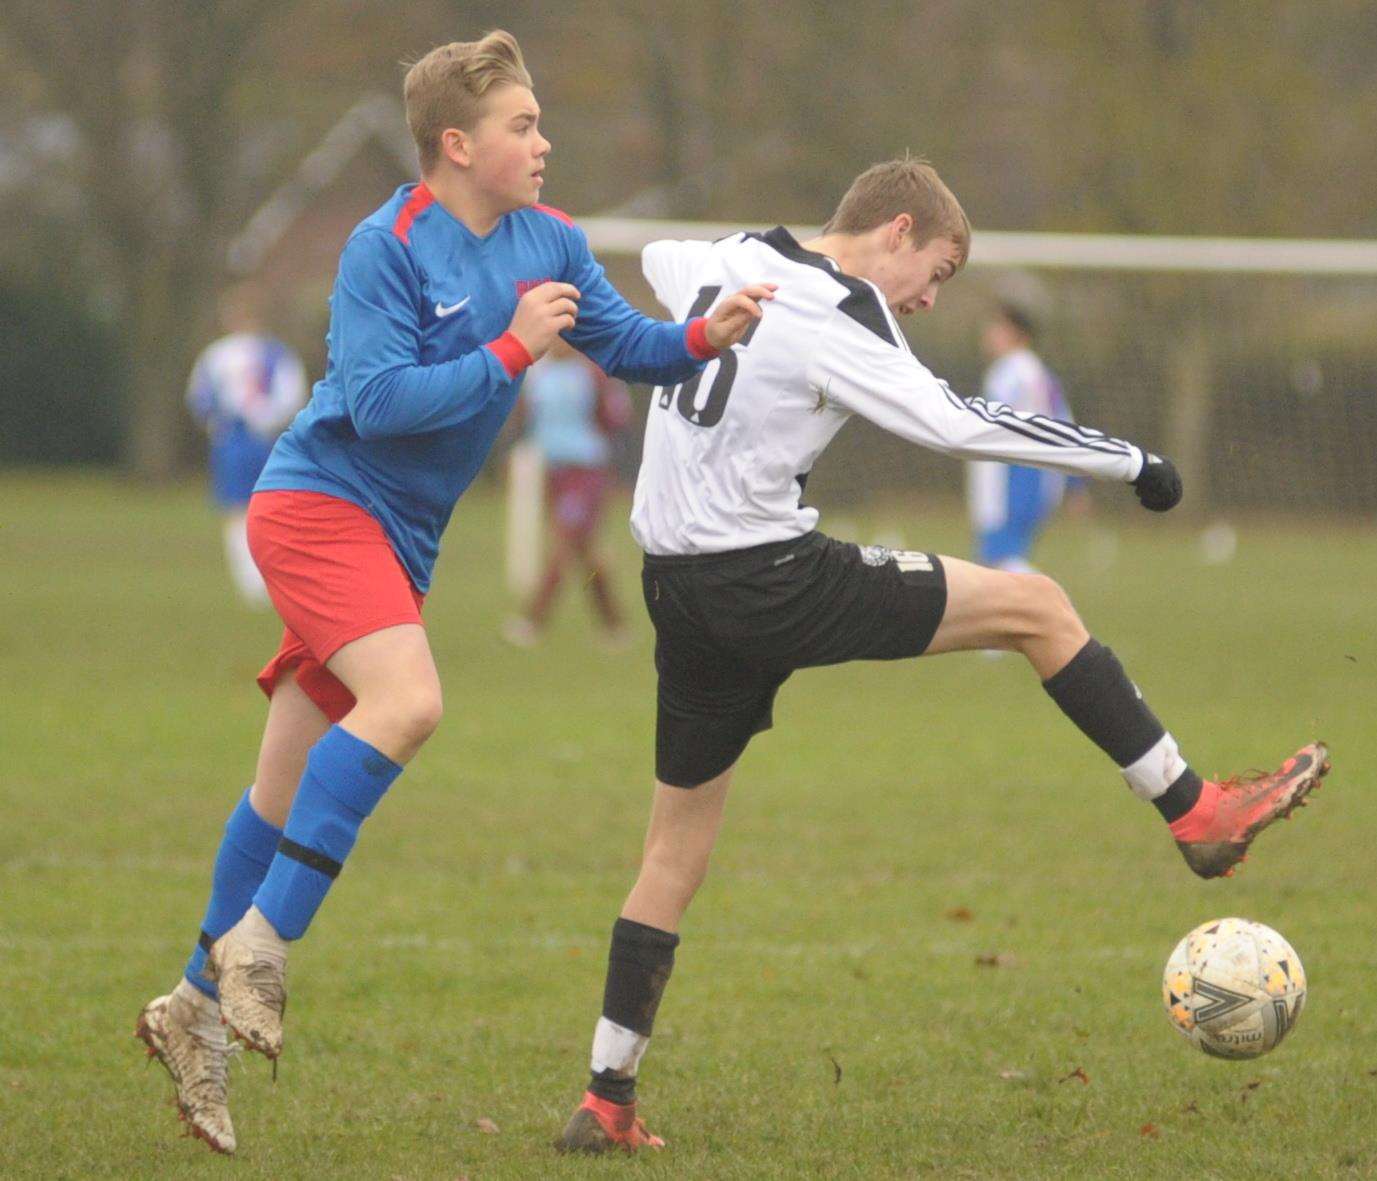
[1, 470, 1373, 1179]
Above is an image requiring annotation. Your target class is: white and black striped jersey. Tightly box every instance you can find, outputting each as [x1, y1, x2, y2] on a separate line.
[631, 226, 1144, 556]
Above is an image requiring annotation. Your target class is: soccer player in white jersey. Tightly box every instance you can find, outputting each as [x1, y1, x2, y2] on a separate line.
[554, 157, 1330, 1154]
[966, 299, 1086, 572]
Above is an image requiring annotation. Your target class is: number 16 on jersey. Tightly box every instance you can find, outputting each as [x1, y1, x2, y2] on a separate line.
[658, 285, 761, 428]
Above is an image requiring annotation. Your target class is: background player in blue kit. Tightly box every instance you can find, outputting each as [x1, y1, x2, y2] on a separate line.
[135, 29, 774, 1155]
[185, 284, 307, 606]
[966, 299, 1087, 573]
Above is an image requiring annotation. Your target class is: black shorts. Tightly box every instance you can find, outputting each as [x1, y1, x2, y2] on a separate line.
[643, 532, 947, 788]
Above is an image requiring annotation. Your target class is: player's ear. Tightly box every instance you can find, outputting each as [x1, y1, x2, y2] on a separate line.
[886, 213, 915, 253]
[439, 127, 473, 169]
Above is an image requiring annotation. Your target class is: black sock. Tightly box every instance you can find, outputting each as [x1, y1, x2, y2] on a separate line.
[589, 1070, 637, 1105]
[1153, 768, 1205, 823]
[588, 917, 679, 1105]
[1042, 638, 1202, 820]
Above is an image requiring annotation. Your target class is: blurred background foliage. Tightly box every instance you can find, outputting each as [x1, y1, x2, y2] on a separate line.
[2, 0, 1375, 480]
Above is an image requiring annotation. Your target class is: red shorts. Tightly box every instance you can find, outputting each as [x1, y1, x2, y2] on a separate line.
[247, 490, 425, 722]
[548, 466, 612, 536]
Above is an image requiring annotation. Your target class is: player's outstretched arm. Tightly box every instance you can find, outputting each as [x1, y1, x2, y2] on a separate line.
[562, 224, 772, 386]
[811, 306, 1181, 508]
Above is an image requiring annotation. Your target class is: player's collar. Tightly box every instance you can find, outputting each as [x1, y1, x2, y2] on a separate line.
[758, 226, 841, 272]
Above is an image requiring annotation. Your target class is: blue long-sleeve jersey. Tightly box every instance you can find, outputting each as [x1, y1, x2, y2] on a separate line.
[257, 183, 711, 592]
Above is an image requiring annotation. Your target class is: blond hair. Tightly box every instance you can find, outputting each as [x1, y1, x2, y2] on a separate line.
[824, 157, 971, 263]
[404, 31, 532, 173]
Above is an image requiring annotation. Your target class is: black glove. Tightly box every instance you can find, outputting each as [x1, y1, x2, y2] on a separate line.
[1131, 454, 1182, 512]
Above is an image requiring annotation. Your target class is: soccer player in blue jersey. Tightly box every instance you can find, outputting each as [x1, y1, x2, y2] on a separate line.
[966, 299, 1087, 572]
[134, 30, 774, 1155]
[186, 284, 308, 607]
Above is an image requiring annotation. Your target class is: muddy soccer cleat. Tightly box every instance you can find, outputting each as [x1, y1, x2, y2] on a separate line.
[135, 985, 237, 1154]
[555, 1091, 665, 1154]
[1171, 742, 1331, 879]
[206, 907, 288, 1060]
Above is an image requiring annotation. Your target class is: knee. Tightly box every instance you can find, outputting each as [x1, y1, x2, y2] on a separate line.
[371, 682, 444, 749]
[642, 841, 710, 906]
[1009, 573, 1082, 642]
[402, 685, 444, 745]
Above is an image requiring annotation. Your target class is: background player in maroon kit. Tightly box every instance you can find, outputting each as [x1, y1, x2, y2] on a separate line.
[505, 336, 633, 646]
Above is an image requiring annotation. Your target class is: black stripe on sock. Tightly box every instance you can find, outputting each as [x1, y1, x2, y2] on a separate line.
[589, 1069, 637, 1105]
[276, 836, 343, 879]
[1154, 768, 1204, 823]
[198, 930, 215, 953]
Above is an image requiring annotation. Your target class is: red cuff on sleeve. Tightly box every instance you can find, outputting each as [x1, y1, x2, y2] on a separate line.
[685, 317, 719, 360]
[485, 332, 535, 379]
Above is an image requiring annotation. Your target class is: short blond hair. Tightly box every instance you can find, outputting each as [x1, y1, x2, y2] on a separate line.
[404, 31, 532, 173]
[824, 157, 971, 263]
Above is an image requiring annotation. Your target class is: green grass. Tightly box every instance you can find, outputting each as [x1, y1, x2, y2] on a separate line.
[1, 470, 1373, 1179]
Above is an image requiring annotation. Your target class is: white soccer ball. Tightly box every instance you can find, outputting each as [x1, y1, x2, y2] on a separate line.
[1162, 917, 1306, 1059]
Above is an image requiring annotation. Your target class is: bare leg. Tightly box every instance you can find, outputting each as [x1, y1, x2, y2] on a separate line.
[325, 623, 444, 764]
[208, 624, 442, 1057]
[621, 767, 734, 932]
[248, 674, 331, 826]
[562, 765, 736, 1145]
[528, 532, 574, 629]
[924, 556, 1088, 678]
[925, 553, 1219, 838]
[572, 533, 624, 631]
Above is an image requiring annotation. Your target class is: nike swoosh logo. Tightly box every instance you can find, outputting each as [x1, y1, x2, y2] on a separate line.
[435, 296, 471, 317]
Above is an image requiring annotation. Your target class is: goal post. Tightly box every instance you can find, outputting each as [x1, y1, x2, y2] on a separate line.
[504, 438, 544, 599]
[575, 219, 1377, 520]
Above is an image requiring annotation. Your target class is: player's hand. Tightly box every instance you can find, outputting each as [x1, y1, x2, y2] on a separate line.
[704, 283, 778, 350]
[1132, 453, 1182, 512]
[508, 282, 581, 360]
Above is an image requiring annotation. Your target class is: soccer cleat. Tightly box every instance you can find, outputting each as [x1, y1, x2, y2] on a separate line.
[206, 913, 287, 1060]
[135, 989, 237, 1154]
[554, 1091, 665, 1154]
[1170, 742, 1330, 879]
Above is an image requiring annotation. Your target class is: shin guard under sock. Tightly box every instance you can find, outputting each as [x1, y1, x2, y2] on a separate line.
[252, 726, 401, 940]
[1042, 638, 1202, 821]
[588, 917, 680, 1104]
[184, 788, 283, 998]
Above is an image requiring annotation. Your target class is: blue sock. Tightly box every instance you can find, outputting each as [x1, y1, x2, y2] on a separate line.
[184, 788, 283, 999]
[252, 726, 402, 941]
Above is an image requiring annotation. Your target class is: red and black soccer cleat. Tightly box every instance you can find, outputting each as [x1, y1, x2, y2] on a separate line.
[1170, 741, 1330, 878]
[554, 1091, 665, 1154]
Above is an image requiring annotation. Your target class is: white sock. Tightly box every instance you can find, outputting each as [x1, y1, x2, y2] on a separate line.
[173, 977, 225, 1038]
[589, 1016, 648, 1077]
[1121, 731, 1188, 801]
[222, 514, 270, 607]
[236, 905, 289, 967]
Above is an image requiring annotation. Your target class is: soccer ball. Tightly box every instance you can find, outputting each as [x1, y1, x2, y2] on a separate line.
[1162, 917, 1306, 1059]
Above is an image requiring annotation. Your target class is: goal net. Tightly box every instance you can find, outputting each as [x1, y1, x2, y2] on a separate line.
[505, 221, 1376, 589]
